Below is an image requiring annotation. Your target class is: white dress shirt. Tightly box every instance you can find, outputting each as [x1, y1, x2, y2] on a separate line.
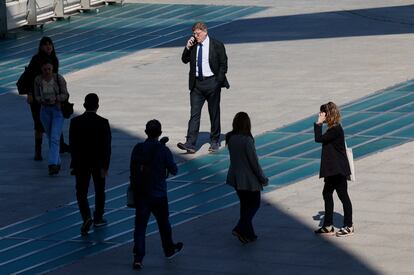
[196, 35, 214, 77]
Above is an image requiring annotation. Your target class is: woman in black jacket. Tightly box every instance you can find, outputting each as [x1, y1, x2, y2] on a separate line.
[25, 37, 69, 161]
[314, 102, 353, 237]
[226, 112, 268, 243]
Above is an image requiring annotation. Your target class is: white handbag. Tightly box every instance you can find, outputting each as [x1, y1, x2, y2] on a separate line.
[345, 141, 355, 182]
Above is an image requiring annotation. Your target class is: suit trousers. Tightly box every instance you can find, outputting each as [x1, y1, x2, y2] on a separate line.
[322, 174, 353, 227]
[234, 190, 261, 239]
[75, 168, 106, 222]
[187, 77, 221, 146]
[133, 196, 175, 261]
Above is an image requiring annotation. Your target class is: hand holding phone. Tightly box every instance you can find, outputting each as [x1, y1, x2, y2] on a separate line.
[186, 36, 196, 49]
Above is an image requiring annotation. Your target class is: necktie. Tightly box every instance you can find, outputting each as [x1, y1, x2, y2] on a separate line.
[197, 43, 203, 80]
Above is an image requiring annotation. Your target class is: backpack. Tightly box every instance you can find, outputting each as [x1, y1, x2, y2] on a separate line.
[133, 143, 163, 194]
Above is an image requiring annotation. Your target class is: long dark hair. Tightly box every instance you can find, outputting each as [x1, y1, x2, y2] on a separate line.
[38, 37, 59, 70]
[225, 112, 254, 144]
[320, 101, 341, 128]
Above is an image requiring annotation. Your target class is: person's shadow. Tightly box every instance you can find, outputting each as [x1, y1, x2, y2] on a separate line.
[313, 211, 344, 228]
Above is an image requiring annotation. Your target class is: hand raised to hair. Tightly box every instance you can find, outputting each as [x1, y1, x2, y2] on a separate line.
[317, 112, 326, 124]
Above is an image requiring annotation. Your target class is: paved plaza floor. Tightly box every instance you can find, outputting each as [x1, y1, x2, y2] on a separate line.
[1, 0, 414, 274]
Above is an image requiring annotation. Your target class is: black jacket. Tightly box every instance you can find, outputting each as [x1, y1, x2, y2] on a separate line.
[130, 138, 178, 198]
[182, 37, 230, 90]
[69, 112, 112, 171]
[314, 123, 351, 178]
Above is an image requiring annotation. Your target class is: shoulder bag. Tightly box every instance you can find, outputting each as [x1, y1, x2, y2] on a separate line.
[56, 74, 74, 119]
[345, 140, 355, 182]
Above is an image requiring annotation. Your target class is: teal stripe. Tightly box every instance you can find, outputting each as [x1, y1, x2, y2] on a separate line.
[363, 113, 414, 136]
[344, 113, 400, 134]
[392, 125, 414, 138]
[353, 138, 405, 158]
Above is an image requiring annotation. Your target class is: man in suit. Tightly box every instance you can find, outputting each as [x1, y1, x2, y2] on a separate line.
[69, 93, 112, 235]
[177, 22, 230, 154]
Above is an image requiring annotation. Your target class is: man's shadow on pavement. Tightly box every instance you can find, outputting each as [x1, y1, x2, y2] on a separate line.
[313, 211, 344, 228]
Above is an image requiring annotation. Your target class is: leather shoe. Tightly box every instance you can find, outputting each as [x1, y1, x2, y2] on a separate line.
[208, 142, 220, 153]
[177, 142, 196, 154]
[80, 218, 93, 236]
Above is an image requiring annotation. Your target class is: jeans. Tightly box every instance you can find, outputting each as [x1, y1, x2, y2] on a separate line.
[75, 168, 106, 222]
[133, 196, 174, 261]
[40, 105, 64, 165]
[187, 77, 221, 146]
[322, 174, 353, 227]
[234, 190, 261, 239]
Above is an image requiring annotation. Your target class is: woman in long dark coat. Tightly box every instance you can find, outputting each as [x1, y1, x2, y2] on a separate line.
[226, 112, 268, 243]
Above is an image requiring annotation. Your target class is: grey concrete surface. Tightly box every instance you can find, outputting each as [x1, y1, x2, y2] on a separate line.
[1, 0, 414, 274]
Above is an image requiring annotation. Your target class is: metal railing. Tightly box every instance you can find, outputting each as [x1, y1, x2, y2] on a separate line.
[4, 0, 122, 30]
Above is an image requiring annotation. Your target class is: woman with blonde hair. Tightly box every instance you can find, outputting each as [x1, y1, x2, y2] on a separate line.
[226, 112, 268, 243]
[314, 102, 353, 237]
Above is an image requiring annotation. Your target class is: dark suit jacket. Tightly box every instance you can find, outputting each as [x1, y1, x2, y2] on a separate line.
[69, 112, 111, 171]
[182, 37, 230, 90]
[314, 123, 351, 178]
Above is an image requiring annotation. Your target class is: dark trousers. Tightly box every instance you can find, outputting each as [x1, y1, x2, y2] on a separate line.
[234, 190, 261, 239]
[322, 174, 353, 227]
[133, 196, 174, 261]
[75, 168, 106, 222]
[30, 101, 44, 132]
[187, 77, 221, 146]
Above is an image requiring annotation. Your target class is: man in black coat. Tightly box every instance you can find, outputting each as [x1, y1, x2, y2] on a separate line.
[69, 93, 112, 235]
[177, 22, 230, 154]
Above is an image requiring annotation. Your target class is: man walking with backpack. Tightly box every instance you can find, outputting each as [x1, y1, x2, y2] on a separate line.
[130, 119, 182, 270]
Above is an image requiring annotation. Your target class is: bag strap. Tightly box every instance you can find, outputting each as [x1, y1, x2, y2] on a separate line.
[55, 74, 61, 96]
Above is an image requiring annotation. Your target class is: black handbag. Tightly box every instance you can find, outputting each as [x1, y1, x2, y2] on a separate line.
[16, 67, 30, 95]
[126, 184, 135, 208]
[56, 74, 74, 119]
[61, 100, 74, 119]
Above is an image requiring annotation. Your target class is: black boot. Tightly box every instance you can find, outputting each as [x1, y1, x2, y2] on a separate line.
[34, 137, 43, 161]
[48, 164, 60, 175]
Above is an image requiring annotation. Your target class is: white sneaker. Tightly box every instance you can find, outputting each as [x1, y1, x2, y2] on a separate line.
[336, 226, 354, 237]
